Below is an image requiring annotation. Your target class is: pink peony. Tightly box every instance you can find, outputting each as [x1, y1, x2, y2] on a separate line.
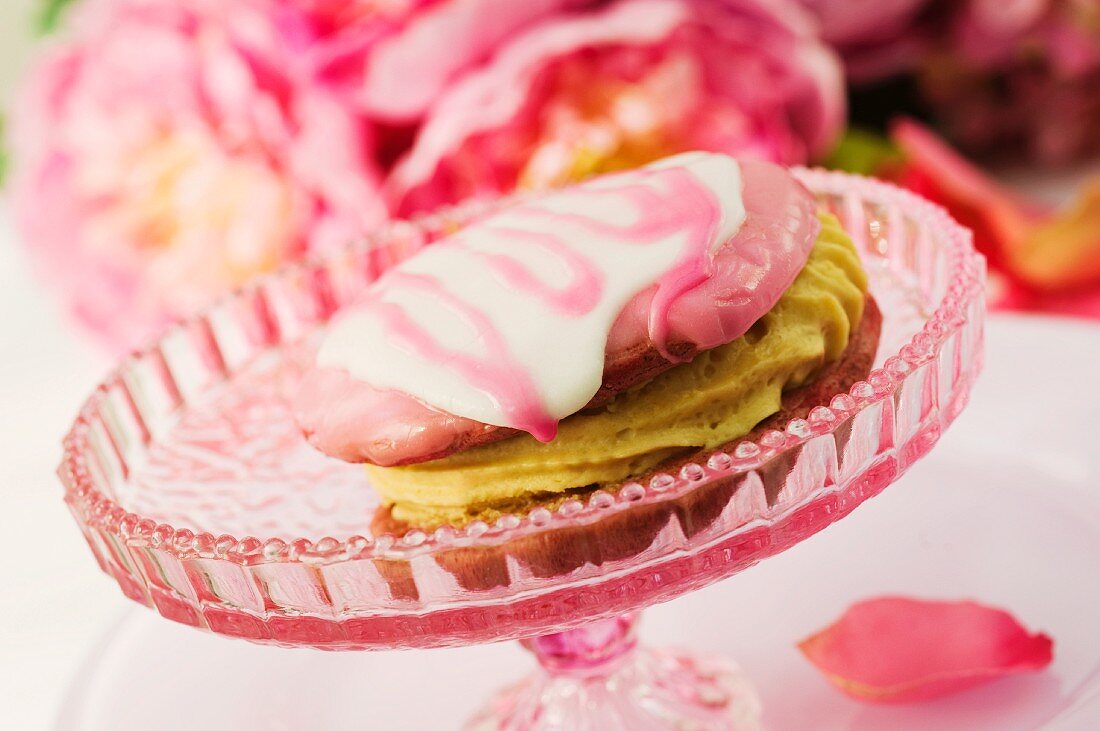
[354, 0, 587, 121]
[10, 0, 388, 351]
[795, 0, 935, 81]
[265, 0, 584, 122]
[386, 0, 845, 215]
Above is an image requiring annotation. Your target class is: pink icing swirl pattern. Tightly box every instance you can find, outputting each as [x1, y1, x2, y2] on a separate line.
[300, 153, 820, 466]
[351, 269, 557, 441]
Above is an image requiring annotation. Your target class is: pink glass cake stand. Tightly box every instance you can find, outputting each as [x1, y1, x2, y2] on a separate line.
[59, 170, 984, 730]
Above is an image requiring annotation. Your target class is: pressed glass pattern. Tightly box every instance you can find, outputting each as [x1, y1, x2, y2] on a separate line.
[60, 169, 984, 652]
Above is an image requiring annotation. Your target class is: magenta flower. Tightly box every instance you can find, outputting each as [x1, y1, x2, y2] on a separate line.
[921, 0, 1100, 164]
[795, 0, 934, 81]
[266, 0, 582, 122]
[386, 0, 845, 215]
[9, 0, 388, 350]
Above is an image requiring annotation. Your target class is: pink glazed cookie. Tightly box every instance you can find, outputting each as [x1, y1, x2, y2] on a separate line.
[296, 153, 820, 467]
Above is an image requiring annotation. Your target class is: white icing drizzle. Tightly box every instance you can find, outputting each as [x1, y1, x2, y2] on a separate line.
[317, 152, 746, 439]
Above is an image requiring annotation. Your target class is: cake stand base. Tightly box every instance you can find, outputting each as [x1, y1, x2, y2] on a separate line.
[466, 614, 760, 730]
[56, 317, 1100, 731]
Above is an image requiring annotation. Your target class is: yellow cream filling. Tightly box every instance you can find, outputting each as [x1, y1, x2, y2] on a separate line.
[368, 213, 868, 525]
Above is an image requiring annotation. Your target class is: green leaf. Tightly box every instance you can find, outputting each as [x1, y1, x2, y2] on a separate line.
[823, 128, 903, 176]
[38, 0, 79, 36]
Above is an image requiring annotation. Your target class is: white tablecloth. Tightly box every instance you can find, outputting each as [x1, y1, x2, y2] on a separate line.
[0, 202, 117, 730]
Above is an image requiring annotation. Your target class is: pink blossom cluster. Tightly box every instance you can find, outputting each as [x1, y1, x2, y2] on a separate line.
[9, 0, 843, 350]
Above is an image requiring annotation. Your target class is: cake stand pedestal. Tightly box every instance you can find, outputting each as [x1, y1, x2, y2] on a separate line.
[467, 613, 761, 730]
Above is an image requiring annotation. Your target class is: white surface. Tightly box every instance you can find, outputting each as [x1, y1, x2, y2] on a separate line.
[2, 200, 1099, 729]
[0, 202, 116, 730]
[51, 315, 1100, 730]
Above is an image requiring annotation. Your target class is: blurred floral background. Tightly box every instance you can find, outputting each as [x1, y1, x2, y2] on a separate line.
[0, 5, 1096, 727]
[1, 0, 1098, 351]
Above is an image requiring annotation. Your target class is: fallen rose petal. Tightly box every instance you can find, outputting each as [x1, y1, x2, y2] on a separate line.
[798, 596, 1054, 703]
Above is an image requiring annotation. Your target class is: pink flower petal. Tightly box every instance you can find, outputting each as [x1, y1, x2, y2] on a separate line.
[891, 119, 1100, 302]
[388, 0, 692, 197]
[359, 0, 583, 121]
[794, 0, 935, 82]
[798, 596, 1054, 703]
[890, 118, 1045, 273]
[1010, 181, 1100, 292]
[388, 0, 843, 214]
[8, 0, 388, 353]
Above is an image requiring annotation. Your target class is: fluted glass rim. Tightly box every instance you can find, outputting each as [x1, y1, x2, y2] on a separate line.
[59, 168, 985, 566]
